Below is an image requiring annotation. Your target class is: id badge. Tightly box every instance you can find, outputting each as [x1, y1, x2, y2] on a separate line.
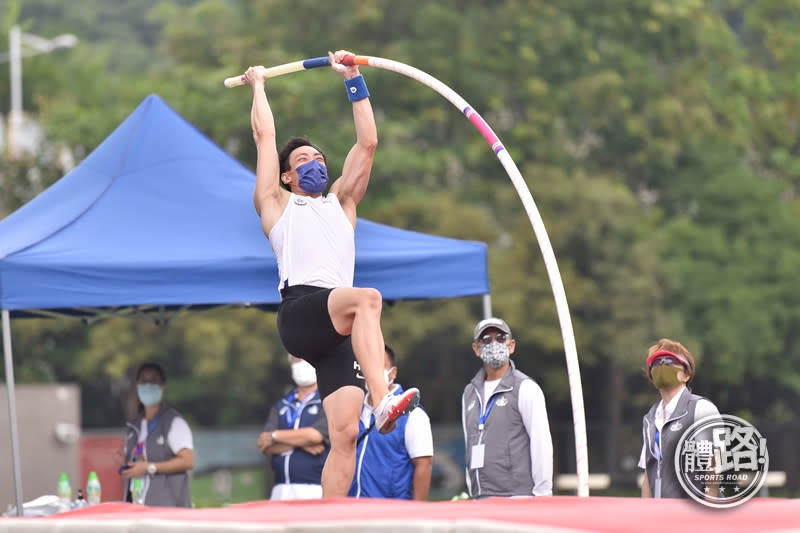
[470, 444, 485, 469]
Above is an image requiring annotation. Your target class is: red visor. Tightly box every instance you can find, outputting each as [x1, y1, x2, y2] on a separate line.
[646, 349, 690, 369]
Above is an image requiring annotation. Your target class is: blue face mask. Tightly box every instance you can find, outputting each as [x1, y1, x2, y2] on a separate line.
[137, 383, 163, 406]
[296, 159, 329, 194]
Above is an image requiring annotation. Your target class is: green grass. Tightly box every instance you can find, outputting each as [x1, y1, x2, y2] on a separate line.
[191, 468, 267, 508]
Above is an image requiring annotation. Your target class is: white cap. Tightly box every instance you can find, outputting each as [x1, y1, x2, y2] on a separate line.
[473, 317, 512, 341]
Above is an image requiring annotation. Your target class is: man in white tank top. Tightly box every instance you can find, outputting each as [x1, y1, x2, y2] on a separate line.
[243, 50, 420, 498]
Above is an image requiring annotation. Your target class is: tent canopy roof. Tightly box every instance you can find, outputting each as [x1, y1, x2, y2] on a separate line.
[0, 95, 489, 318]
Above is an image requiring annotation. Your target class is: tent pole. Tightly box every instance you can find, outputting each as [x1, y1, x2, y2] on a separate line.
[2, 310, 24, 515]
[482, 293, 492, 319]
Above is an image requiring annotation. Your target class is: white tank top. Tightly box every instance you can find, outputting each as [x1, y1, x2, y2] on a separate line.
[268, 193, 355, 290]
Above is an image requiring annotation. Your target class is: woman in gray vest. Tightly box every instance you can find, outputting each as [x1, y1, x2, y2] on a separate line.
[639, 339, 719, 499]
[118, 362, 195, 507]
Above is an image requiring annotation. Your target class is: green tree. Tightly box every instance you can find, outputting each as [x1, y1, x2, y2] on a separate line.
[3, 2, 799, 490]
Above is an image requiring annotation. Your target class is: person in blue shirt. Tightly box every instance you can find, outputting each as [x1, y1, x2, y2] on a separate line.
[349, 344, 433, 500]
[258, 355, 330, 500]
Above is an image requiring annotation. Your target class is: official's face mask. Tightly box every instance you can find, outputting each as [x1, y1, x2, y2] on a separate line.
[291, 360, 317, 387]
[137, 383, 163, 406]
[296, 159, 329, 194]
[480, 342, 510, 369]
[365, 368, 395, 392]
[650, 365, 683, 389]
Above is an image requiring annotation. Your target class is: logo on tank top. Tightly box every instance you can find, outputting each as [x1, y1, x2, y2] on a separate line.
[156, 435, 165, 445]
[309, 405, 319, 415]
[669, 421, 683, 432]
[294, 197, 307, 206]
[495, 396, 508, 407]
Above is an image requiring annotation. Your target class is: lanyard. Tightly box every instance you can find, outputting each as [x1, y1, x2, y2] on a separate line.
[133, 415, 160, 460]
[285, 391, 313, 428]
[654, 428, 662, 461]
[654, 404, 667, 461]
[477, 395, 497, 432]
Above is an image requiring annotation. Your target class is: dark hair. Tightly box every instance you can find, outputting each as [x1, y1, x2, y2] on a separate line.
[277, 136, 328, 191]
[384, 344, 397, 367]
[135, 362, 166, 384]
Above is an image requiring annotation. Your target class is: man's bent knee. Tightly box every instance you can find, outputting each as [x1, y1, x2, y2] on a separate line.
[329, 287, 381, 315]
[357, 288, 382, 311]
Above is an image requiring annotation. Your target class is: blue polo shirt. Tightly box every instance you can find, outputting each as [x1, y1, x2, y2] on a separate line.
[349, 386, 426, 499]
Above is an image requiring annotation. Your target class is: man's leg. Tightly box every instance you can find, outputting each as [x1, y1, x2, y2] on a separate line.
[327, 286, 419, 433]
[328, 287, 390, 405]
[321, 385, 363, 497]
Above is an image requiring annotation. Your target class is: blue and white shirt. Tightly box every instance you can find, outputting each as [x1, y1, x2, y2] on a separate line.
[263, 388, 329, 486]
[349, 384, 433, 499]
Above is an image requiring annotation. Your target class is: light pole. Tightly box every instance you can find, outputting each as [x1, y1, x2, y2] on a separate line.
[0, 23, 77, 518]
[2, 24, 78, 157]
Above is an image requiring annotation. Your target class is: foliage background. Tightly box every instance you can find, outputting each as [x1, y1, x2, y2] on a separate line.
[1, 0, 799, 492]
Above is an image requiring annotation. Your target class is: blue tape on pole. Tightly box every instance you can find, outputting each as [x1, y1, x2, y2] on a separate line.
[302, 57, 330, 70]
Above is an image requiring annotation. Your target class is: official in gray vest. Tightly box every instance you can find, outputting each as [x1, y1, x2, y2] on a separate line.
[639, 339, 720, 499]
[461, 317, 553, 498]
[118, 362, 195, 507]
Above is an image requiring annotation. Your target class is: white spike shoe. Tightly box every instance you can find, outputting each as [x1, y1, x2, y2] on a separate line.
[374, 387, 420, 434]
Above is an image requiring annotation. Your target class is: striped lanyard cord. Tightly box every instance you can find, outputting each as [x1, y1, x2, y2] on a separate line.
[477, 394, 498, 433]
[133, 415, 160, 460]
[285, 390, 313, 428]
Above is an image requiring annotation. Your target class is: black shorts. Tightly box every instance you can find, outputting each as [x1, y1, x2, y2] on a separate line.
[277, 285, 364, 399]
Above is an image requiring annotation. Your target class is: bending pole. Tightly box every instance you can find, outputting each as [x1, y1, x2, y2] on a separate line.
[225, 56, 589, 496]
[3, 309, 24, 514]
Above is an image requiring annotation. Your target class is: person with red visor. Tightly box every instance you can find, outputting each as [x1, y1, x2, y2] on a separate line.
[638, 339, 720, 498]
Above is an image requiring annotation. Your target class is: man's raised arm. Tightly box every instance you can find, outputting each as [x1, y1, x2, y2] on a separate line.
[329, 50, 378, 217]
[245, 66, 282, 221]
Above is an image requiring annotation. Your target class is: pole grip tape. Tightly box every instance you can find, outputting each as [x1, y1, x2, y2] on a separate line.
[302, 57, 330, 70]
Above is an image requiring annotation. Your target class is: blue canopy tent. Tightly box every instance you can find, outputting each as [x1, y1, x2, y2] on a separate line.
[0, 94, 490, 510]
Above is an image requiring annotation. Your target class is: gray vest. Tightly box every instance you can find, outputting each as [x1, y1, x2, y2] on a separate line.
[124, 406, 192, 507]
[642, 388, 703, 498]
[462, 360, 536, 498]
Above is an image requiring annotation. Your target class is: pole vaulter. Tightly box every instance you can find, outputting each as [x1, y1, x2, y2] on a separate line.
[225, 53, 590, 496]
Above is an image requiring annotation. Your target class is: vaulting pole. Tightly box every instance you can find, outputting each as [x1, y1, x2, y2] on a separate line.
[224, 55, 589, 495]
